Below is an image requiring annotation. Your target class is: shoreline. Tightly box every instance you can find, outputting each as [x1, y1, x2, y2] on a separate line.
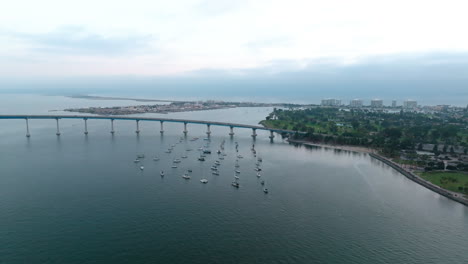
[287, 139, 468, 207]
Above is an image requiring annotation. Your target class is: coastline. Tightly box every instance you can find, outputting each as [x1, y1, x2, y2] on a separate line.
[287, 139, 468, 207]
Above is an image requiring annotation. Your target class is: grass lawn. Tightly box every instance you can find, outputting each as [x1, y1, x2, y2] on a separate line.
[419, 171, 468, 194]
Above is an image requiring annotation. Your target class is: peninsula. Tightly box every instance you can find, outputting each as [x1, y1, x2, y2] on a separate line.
[64, 97, 302, 115]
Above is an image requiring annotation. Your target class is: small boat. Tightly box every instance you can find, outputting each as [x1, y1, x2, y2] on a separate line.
[181, 155, 188, 159]
[165, 150, 171, 153]
[260, 180, 265, 185]
[217, 150, 221, 154]
[172, 165, 178, 168]
[235, 164, 240, 168]
[134, 159, 140, 163]
[219, 157, 224, 160]
[211, 166, 218, 170]
[215, 160, 220, 165]
[188, 169, 193, 172]
[140, 166, 144, 170]
[173, 159, 181, 163]
[186, 148, 193, 151]
[198, 157, 205, 161]
[257, 158, 263, 162]
[182, 174, 191, 179]
[222, 153, 227, 156]
[203, 138, 210, 141]
[212, 171, 219, 175]
[237, 155, 243, 158]
[200, 179, 208, 183]
[160, 171, 165, 177]
[203, 150, 212, 154]
[235, 170, 241, 174]
[255, 162, 260, 166]
[234, 176, 239, 179]
[254, 168, 262, 172]
[256, 172, 261, 177]
[231, 182, 240, 188]
[153, 157, 160, 161]
[263, 188, 269, 193]
[137, 154, 145, 159]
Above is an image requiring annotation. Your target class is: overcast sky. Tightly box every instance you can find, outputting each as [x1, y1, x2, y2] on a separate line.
[1, 0, 468, 77]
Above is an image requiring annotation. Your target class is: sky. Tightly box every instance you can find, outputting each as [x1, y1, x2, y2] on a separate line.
[1, 0, 468, 78]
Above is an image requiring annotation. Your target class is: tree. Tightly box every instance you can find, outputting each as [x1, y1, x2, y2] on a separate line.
[417, 143, 423, 151]
[433, 144, 438, 153]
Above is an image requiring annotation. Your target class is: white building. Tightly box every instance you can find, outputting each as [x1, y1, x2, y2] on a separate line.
[350, 99, 363, 107]
[370, 99, 383, 108]
[392, 100, 397, 108]
[321, 98, 341, 106]
[403, 100, 417, 109]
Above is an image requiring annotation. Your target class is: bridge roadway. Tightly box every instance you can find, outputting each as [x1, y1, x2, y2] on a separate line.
[0, 114, 303, 138]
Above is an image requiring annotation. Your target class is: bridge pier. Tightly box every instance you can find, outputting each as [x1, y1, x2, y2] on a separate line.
[251, 128, 257, 139]
[183, 122, 188, 135]
[160, 121, 164, 134]
[135, 120, 140, 134]
[269, 130, 275, 141]
[110, 119, 115, 134]
[84, 118, 88, 135]
[206, 124, 211, 136]
[55, 118, 61, 136]
[25, 118, 30, 137]
[229, 126, 234, 136]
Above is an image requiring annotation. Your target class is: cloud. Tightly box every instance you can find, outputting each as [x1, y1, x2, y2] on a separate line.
[185, 52, 468, 81]
[6, 26, 156, 56]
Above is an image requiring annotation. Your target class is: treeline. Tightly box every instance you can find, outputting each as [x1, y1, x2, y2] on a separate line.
[264, 107, 468, 157]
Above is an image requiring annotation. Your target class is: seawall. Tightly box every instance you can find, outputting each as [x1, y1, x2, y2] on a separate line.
[287, 139, 468, 207]
[369, 153, 468, 207]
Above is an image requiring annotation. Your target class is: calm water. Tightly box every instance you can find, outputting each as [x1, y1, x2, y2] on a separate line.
[0, 95, 467, 264]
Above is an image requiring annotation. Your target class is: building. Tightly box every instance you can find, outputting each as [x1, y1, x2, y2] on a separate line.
[321, 98, 341, 106]
[349, 99, 363, 107]
[392, 100, 397, 108]
[370, 99, 383, 108]
[403, 100, 417, 109]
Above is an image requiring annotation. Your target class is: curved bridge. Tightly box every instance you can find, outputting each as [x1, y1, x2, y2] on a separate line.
[0, 114, 303, 139]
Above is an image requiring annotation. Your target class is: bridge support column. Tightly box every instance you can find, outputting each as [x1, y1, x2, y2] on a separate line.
[183, 122, 188, 135]
[135, 120, 140, 134]
[160, 121, 164, 134]
[84, 118, 88, 135]
[251, 128, 257, 139]
[206, 124, 211, 136]
[229, 126, 234, 136]
[25, 118, 30, 137]
[269, 130, 275, 141]
[55, 118, 61, 136]
[110, 119, 115, 134]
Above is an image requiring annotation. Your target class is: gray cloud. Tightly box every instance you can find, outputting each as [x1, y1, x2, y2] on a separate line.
[7, 26, 156, 56]
[187, 52, 468, 81]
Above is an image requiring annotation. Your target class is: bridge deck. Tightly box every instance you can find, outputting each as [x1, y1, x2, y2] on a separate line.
[0, 115, 303, 134]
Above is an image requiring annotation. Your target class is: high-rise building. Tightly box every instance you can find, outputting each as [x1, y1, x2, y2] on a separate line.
[371, 99, 383, 108]
[403, 100, 417, 109]
[321, 98, 341, 106]
[392, 100, 397, 108]
[350, 99, 363, 107]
